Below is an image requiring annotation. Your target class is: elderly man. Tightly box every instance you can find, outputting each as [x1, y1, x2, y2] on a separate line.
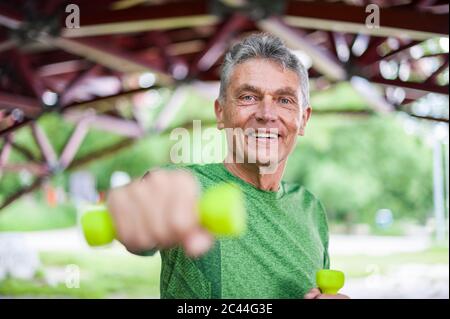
[107, 33, 348, 299]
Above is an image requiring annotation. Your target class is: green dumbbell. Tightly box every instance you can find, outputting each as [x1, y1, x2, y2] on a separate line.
[81, 183, 247, 246]
[316, 269, 345, 295]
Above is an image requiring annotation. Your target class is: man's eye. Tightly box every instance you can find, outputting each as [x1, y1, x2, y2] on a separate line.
[279, 97, 291, 104]
[240, 95, 256, 103]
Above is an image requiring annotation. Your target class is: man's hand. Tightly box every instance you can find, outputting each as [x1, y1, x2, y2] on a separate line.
[106, 169, 213, 257]
[304, 288, 350, 299]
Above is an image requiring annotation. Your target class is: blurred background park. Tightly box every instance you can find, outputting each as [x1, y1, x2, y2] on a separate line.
[0, 0, 448, 298]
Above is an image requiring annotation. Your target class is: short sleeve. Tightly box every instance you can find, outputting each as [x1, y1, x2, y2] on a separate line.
[317, 200, 330, 270]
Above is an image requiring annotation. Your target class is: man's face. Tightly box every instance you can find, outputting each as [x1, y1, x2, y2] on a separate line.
[215, 58, 311, 170]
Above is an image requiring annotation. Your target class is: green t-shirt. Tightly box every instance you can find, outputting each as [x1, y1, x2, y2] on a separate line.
[143, 163, 330, 299]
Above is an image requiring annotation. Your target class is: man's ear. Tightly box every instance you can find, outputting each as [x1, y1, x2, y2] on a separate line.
[298, 105, 312, 136]
[214, 99, 225, 130]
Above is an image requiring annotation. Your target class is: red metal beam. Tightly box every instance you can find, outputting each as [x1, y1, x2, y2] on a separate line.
[371, 76, 449, 94]
[40, 76, 73, 95]
[417, 0, 449, 14]
[60, 86, 160, 113]
[60, 64, 103, 106]
[423, 4, 449, 14]
[31, 123, 58, 167]
[14, 51, 46, 99]
[10, 139, 36, 161]
[190, 13, 251, 76]
[62, 0, 214, 37]
[399, 86, 428, 105]
[1, 163, 49, 175]
[409, 113, 449, 123]
[327, 32, 338, 60]
[48, 37, 170, 77]
[0, 118, 32, 138]
[0, 38, 16, 53]
[77, 0, 209, 25]
[351, 76, 395, 113]
[152, 85, 188, 133]
[146, 31, 189, 80]
[357, 40, 421, 70]
[0, 176, 46, 210]
[0, 135, 12, 168]
[195, 66, 221, 82]
[0, 92, 41, 117]
[330, 32, 350, 62]
[59, 118, 91, 169]
[0, 135, 135, 211]
[0, 3, 23, 29]
[426, 56, 449, 84]
[285, 0, 449, 37]
[37, 59, 91, 77]
[380, 41, 422, 62]
[42, 0, 63, 16]
[64, 110, 145, 138]
[67, 137, 135, 170]
[358, 37, 387, 65]
[32, 50, 86, 70]
[165, 27, 215, 44]
[258, 16, 347, 81]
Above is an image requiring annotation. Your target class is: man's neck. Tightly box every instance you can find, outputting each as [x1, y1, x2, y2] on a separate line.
[223, 160, 286, 192]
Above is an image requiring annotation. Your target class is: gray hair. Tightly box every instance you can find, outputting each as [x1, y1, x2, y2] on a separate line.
[219, 33, 310, 108]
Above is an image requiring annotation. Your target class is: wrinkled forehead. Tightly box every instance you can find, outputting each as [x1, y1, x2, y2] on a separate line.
[227, 58, 301, 95]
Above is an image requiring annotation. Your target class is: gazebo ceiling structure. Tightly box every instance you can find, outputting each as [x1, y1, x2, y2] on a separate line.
[0, 0, 448, 208]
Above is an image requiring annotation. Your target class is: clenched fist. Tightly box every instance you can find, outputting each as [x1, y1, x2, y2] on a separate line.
[304, 288, 350, 299]
[106, 169, 213, 257]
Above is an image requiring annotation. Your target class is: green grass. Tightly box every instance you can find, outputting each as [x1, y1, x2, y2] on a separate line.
[0, 250, 161, 298]
[0, 199, 77, 231]
[331, 246, 449, 278]
[370, 225, 406, 236]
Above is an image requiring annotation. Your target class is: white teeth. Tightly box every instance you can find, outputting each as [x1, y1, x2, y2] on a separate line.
[248, 132, 278, 139]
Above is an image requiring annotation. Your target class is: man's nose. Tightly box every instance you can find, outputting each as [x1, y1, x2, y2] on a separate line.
[255, 95, 277, 122]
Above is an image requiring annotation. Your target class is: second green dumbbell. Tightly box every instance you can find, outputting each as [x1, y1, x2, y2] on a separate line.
[316, 269, 345, 295]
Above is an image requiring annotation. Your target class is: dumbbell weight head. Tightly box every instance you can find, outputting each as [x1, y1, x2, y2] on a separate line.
[81, 204, 116, 246]
[316, 269, 345, 295]
[198, 183, 246, 237]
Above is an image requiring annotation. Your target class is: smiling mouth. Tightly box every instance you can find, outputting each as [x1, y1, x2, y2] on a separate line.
[246, 132, 281, 140]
